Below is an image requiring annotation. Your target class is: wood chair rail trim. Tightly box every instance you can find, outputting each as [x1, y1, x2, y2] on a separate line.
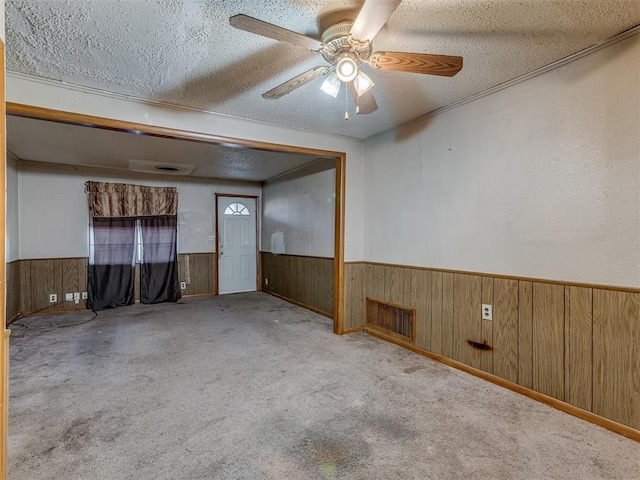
[345, 261, 640, 294]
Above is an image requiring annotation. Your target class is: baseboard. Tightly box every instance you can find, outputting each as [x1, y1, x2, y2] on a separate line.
[6, 313, 20, 326]
[1, 329, 9, 480]
[364, 327, 640, 442]
[180, 293, 216, 299]
[263, 290, 333, 319]
[340, 327, 364, 335]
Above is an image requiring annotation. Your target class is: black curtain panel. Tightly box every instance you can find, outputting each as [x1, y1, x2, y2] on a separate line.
[139, 216, 181, 304]
[87, 217, 137, 311]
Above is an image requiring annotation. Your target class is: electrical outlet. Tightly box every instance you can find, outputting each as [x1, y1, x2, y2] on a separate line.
[74, 292, 80, 304]
[65, 293, 73, 301]
[208, 236, 215, 242]
[482, 304, 493, 320]
[180, 282, 187, 290]
[49, 293, 57, 303]
[265, 278, 269, 285]
[82, 292, 88, 300]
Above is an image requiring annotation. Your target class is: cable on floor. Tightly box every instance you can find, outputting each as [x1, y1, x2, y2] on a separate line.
[57, 309, 98, 328]
[9, 303, 98, 331]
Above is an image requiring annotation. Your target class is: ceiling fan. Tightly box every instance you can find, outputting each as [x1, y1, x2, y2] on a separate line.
[230, 0, 463, 117]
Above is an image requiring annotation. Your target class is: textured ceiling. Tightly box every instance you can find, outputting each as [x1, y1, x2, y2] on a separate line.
[6, 0, 640, 140]
[7, 116, 330, 182]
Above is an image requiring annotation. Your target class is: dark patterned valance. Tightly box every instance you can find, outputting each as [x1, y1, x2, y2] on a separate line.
[86, 181, 178, 218]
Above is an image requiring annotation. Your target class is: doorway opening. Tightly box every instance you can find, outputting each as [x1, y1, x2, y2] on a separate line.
[6, 103, 346, 334]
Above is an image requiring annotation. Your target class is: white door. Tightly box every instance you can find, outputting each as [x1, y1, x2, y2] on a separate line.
[217, 196, 257, 294]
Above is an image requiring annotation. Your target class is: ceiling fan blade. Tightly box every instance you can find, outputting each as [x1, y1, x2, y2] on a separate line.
[350, 0, 403, 41]
[230, 14, 324, 52]
[263, 66, 331, 99]
[369, 51, 463, 77]
[347, 81, 378, 114]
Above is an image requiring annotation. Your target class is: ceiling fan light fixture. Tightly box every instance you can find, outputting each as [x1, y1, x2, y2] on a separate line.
[354, 71, 375, 97]
[320, 72, 341, 98]
[335, 56, 358, 82]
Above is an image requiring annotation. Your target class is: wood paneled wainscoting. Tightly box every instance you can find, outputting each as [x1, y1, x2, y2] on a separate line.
[260, 252, 334, 317]
[176, 253, 215, 296]
[8, 253, 215, 318]
[6, 261, 20, 323]
[343, 261, 640, 439]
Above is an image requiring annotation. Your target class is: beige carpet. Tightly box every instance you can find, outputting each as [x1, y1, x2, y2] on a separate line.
[9, 293, 640, 479]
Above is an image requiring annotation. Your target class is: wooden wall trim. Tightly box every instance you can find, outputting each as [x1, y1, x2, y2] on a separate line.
[365, 327, 640, 442]
[264, 291, 333, 319]
[342, 263, 365, 332]
[334, 153, 345, 334]
[361, 261, 640, 294]
[341, 326, 364, 334]
[1, 331, 9, 480]
[6, 261, 20, 324]
[259, 251, 334, 261]
[0, 40, 11, 480]
[16, 256, 87, 262]
[6, 103, 345, 158]
[1, 39, 9, 480]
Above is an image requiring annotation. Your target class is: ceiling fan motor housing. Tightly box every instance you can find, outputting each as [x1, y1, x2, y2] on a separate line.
[321, 21, 372, 64]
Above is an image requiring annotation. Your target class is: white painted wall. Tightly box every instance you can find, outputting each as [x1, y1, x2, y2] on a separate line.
[262, 161, 335, 257]
[6, 152, 19, 262]
[18, 161, 260, 259]
[364, 34, 640, 288]
[6, 74, 365, 261]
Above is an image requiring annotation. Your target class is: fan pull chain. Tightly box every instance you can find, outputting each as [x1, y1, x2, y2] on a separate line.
[344, 86, 349, 120]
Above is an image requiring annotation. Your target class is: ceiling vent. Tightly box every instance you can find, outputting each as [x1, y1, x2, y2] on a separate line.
[128, 159, 195, 176]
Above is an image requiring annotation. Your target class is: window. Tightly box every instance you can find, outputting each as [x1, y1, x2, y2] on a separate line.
[224, 202, 249, 216]
[89, 219, 144, 264]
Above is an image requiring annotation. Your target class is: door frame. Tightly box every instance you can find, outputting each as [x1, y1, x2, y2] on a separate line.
[0, 41, 9, 480]
[6, 103, 346, 336]
[214, 194, 260, 295]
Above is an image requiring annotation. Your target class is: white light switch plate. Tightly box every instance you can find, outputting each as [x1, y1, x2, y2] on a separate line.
[482, 304, 493, 320]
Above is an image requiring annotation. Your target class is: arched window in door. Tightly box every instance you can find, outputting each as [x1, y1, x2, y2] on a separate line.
[224, 202, 250, 216]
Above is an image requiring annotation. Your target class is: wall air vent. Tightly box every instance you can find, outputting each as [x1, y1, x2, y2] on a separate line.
[366, 298, 416, 343]
[128, 159, 195, 176]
